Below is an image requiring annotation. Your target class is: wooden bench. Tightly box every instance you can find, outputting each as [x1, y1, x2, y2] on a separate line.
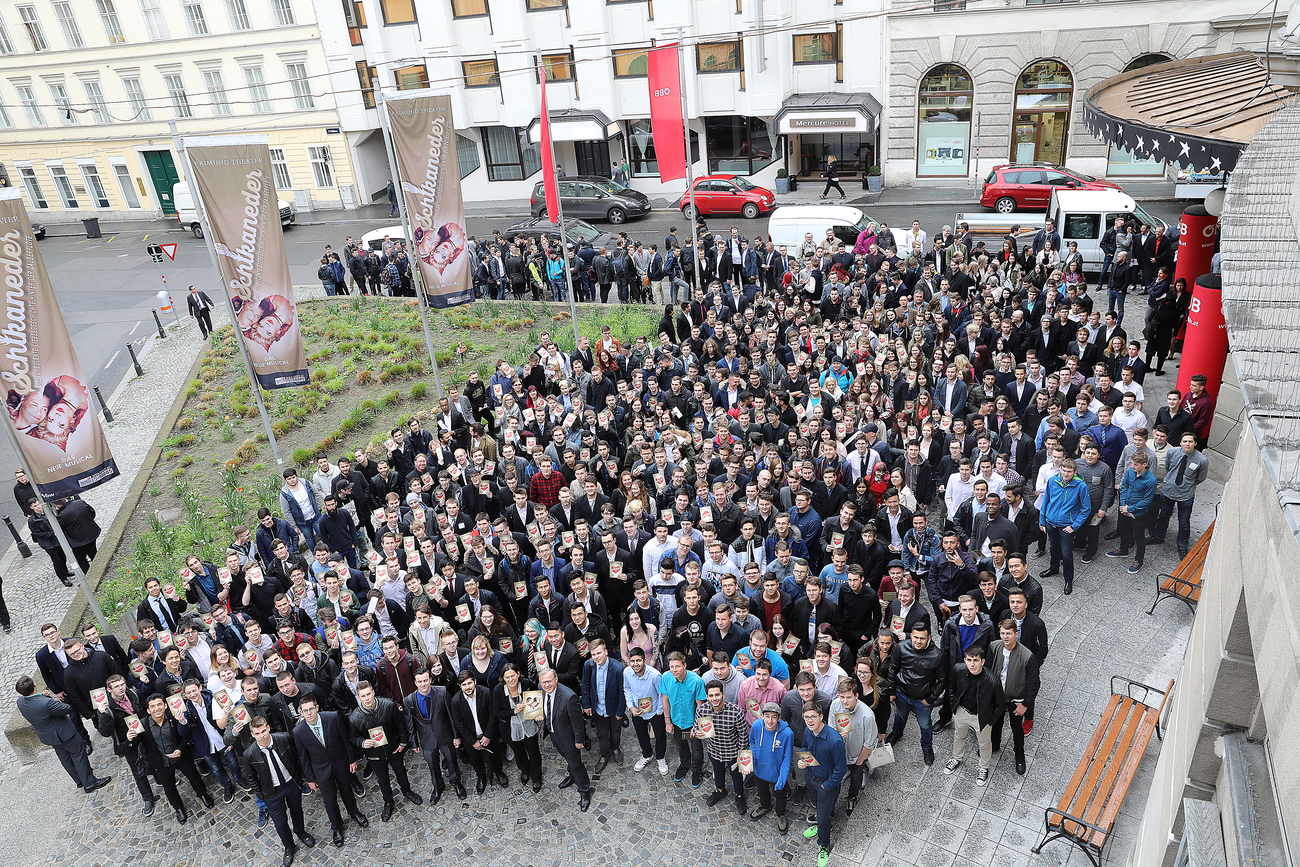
[1031, 676, 1173, 867]
[1147, 520, 1214, 615]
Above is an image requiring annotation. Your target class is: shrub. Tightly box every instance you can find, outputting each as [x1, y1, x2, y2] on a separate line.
[411, 382, 427, 400]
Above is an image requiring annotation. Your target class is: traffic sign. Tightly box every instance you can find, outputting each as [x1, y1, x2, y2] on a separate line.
[147, 243, 163, 263]
[159, 243, 177, 261]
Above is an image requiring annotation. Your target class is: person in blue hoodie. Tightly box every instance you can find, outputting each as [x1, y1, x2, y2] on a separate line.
[748, 703, 793, 833]
[1037, 458, 1092, 595]
[799, 701, 848, 867]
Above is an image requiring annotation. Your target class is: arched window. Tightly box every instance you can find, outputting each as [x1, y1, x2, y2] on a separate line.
[917, 63, 973, 177]
[1012, 60, 1072, 165]
[1107, 54, 1175, 176]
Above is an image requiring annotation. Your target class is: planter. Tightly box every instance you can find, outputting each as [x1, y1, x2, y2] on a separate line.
[867, 176, 882, 192]
[775, 177, 790, 194]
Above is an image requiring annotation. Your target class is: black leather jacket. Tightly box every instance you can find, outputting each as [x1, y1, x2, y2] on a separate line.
[890, 639, 946, 705]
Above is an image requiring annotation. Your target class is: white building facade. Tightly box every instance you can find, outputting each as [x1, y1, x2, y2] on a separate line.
[0, 0, 359, 224]
[312, 0, 888, 205]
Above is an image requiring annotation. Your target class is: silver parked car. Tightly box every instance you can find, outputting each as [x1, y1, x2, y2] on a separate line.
[529, 176, 650, 225]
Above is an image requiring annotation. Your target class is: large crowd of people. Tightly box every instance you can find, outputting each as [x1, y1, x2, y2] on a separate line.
[15, 213, 1216, 867]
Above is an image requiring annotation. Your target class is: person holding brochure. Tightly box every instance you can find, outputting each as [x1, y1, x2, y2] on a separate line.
[404, 668, 467, 802]
[493, 664, 544, 792]
[799, 701, 848, 867]
[701, 680, 749, 814]
[748, 702, 794, 832]
[538, 665, 591, 811]
[292, 693, 367, 849]
[241, 716, 316, 867]
[348, 680, 423, 821]
[622, 646, 667, 773]
[659, 651, 707, 789]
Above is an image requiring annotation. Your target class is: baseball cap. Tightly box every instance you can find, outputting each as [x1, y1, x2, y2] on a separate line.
[761, 702, 781, 715]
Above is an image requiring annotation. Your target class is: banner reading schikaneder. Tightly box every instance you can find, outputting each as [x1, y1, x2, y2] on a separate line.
[0, 188, 119, 498]
[385, 94, 473, 308]
[186, 135, 309, 389]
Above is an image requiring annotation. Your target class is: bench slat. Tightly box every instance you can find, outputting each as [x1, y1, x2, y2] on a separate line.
[1055, 698, 1135, 833]
[1089, 709, 1162, 847]
[1065, 701, 1148, 838]
[1053, 693, 1123, 817]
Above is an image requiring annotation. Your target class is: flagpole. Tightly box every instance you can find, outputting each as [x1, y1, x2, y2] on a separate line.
[169, 121, 285, 470]
[677, 28, 701, 302]
[0, 420, 109, 632]
[536, 52, 583, 348]
[375, 86, 445, 402]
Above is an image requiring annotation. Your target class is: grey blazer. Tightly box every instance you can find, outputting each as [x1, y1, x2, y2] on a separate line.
[16, 694, 80, 746]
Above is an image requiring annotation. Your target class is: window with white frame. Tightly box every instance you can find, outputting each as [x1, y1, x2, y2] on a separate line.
[285, 62, 313, 109]
[183, 1, 209, 34]
[269, 147, 292, 189]
[0, 15, 14, 54]
[15, 85, 44, 126]
[112, 163, 142, 208]
[17, 7, 48, 52]
[226, 0, 251, 30]
[243, 65, 271, 112]
[163, 72, 192, 118]
[271, 0, 295, 26]
[81, 165, 111, 208]
[18, 166, 48, 209]
[141, 0, 169, 40]
[52, 3, 82, 48]
[97, 0, 126, 43]
[0, 99, 12, 128]
[49, 82, 76, 125]
[47, 165, 79, 209]
[83, 80, 109, 123]
[203, 69, 231, 115]
[122, 76, 151, 120]
[308, 146, 334, 188]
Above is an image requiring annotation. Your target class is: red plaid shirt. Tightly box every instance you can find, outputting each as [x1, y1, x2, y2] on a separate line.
[528, 469, 566, 508]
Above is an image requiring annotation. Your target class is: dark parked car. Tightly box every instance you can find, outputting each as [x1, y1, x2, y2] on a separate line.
[499, 217, 620, 250]
[530, 176, 650, 225]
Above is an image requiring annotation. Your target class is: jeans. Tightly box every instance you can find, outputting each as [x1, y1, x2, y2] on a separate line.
[808, 777, 840, 849]
[297, 521, 318, 551]
[1117, 509, 1150, 564]
[631, 712, 667, 759]
[890, 692, 934, 751]
[1108, 288, 1127, 324]
[711, 756, 744, 797]
[1045, 524, 1076, 583]
[672, 726, 704, 773]
[670, 278, 690, 304]
[550, 277, 566, 301]
[199, 747, 242, 789]
[1151, 495, 1194, 553]
[618, 279, 632, 304]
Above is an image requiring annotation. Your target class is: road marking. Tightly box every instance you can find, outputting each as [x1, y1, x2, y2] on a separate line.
[106, 235, 115, 243]
[117, 253, 128, 258]
[142, 234, 148, 241]
[105, 350, 119, 370]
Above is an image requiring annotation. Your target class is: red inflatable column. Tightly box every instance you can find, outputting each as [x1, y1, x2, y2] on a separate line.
[1175, 275, 1227, 410]
[1174, 204, 1218, 293]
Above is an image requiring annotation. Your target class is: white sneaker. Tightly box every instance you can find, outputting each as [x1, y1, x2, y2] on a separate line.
[634, 757, 651, 771]
[976, 768, 989, 787]
[944, 758, 962, 775]
[657, 759, 669, 775]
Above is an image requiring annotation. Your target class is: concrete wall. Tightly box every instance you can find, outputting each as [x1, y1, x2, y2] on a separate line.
[1126, 428, 1300, 865]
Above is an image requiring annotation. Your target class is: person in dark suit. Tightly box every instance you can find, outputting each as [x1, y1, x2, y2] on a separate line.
[292, 694, 367, 849]
[80, 623, 129, 672]
[54, 497, 101, 572]
[403, 668, 466, 802]
[542, 623, 583, 693]
[35, 623, 92, 747]
[538, 665, 591, 811]
[348, 680, 422, 820]
[135, 691, 212, 823]
[885, 577, 932, 640]
[449, 670, 507, 794]
[186, 285, 216, 339]
[579, 639, 626, 775]
[96, 674, 155, 813]
[242, 716, 317, 865]
[135, 577, 188, 635]
[15, 675, 108, 791]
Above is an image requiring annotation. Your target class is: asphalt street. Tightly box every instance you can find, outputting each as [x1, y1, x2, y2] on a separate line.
[14, 194, 1184, 532]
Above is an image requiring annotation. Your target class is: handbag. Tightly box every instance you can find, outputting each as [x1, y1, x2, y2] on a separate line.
[867, 742, 895, 770]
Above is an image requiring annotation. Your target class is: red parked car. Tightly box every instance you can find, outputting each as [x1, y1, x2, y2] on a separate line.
[677, 174, 776, 220]
[980, 163, 1122, 213]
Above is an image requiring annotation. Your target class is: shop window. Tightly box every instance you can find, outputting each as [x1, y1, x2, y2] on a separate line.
[704, 116, 775, 175]
[627, 118, 698, 177]
[917, 63, 972, 177]
[1012, 60, 1072, 165]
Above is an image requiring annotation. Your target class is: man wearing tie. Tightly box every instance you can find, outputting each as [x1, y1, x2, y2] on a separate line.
[404, 668, 467, 802]
[539, 666, 591, 812]
[14, 675, 109, 792]
[292, 694, 367, 849]
[186, 285, 216, 339]
[134, 577, 187, 635]
[35, 623, 93, 749]
[242, 716, 317, 866]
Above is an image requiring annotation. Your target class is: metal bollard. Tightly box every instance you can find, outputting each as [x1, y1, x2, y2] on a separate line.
[92, 385, 113, 423]
[3, 514, 31, 558]
[126, 342, 144, 376]
[152, 309, 166, 338]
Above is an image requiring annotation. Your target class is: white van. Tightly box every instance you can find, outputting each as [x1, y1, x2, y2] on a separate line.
[766, 205, 907, 253]
[955, 190, 1166, 271]
[172, 181, 296, 239]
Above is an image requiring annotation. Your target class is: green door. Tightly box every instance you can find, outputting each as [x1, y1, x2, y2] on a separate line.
[142, 150, 181, 215]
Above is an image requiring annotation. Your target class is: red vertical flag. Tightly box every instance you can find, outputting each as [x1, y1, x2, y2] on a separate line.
[538, 62, 561, 224]
[647, 44, 687, 182]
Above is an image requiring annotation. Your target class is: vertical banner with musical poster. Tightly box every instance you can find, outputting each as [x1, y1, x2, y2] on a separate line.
[185, 136, 308, 389]
[0, 189, 119, 498]
[384, 93, 473, 308]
